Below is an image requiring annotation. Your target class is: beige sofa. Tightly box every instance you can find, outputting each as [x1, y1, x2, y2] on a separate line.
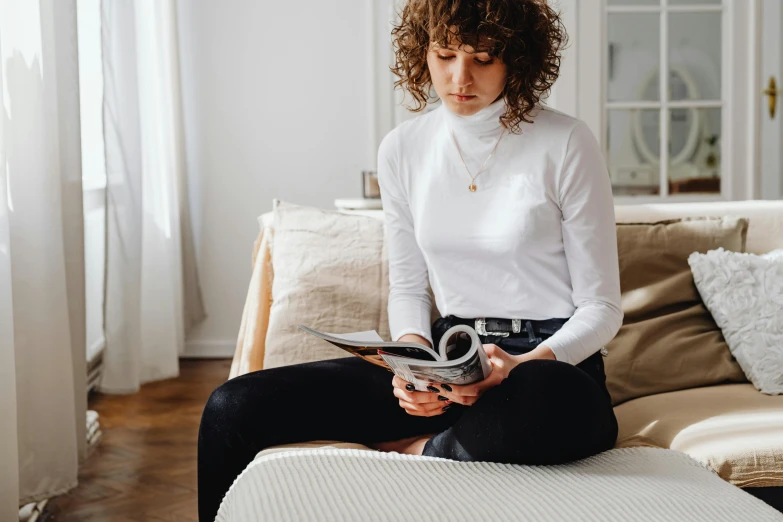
[229, 200, 783, 513]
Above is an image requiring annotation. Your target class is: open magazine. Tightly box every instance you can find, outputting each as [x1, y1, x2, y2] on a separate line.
[297, 323, 493, 392]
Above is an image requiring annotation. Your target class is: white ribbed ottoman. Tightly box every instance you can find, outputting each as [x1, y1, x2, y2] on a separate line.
[215, 445, 783, 522]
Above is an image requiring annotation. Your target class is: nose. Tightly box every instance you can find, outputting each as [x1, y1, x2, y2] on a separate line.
[451, 56, 474, 88]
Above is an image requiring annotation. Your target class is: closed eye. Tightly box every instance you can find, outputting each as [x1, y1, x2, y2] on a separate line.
[437, 55, 494, 66]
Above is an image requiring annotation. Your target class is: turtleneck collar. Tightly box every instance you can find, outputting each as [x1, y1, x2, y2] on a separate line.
[441, 96, 507, 138]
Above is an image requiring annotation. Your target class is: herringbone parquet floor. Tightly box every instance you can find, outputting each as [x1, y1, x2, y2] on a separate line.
[43, 359, 231, 522]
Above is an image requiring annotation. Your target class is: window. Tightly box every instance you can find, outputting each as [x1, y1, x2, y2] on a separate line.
[76, 0, 106, 193]
[76, 0, 106, 373]
[605, 0, 725, 197]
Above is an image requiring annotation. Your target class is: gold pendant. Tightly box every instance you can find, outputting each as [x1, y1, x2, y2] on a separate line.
[468, 182, 477, 192]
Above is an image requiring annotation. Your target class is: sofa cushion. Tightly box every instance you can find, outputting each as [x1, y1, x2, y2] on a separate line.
[263, 200, 439, 368]
[615, 200, 783, 255]
[263, 201, 390, 368]
[614, 383, 783, 487]
[604, 217, 749, 406]
[688, 248, 783, 395]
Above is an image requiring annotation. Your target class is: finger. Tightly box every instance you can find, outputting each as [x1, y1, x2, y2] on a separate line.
[399, 398, 447, 416]
[444, 387, 483, 406]
[393, 387, 425, 404]
[439, 381, 481, 397]
[441, 372, 505, 405]
[433, 382, 480, 402]
[394, 382, 449, 403]
[404, 399, 445, 413]
[400, 399, 448, 411]
[399, 400, 431, 416]
[442, 394, 478, 406]
[392, 375, 414, 391]
[394, 386, 449, 405]
[434, 388, 478, 406]
[483, 344, 516, 369]
[404, 408, 440, 417]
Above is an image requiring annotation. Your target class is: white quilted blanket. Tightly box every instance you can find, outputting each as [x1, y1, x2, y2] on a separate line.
[215, 446, 783, 522]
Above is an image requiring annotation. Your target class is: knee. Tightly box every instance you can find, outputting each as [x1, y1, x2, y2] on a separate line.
[506, 359, 595, 402]
[504, 359, 613, 425]
[505, 359, 617, 449]
[200, 374, 259, 434]
[201, 381, 232, 434]
[203, 380, 231, 420]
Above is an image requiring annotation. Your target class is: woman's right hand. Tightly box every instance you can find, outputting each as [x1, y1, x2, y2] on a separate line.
[391, 375, 452, 417]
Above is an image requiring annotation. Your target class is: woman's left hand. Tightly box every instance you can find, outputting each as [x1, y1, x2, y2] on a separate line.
[431, 344, 522, 406]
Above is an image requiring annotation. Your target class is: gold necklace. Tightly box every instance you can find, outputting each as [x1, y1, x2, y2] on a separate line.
[450, 127, 507, 192]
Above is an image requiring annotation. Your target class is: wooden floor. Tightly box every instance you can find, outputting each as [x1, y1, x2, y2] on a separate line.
[43, 359, 231, 522]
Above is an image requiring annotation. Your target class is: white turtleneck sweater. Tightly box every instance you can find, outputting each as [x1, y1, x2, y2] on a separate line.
[376, 98, 623, 366]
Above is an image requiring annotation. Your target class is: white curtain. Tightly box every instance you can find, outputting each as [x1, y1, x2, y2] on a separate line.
[0, 0, 86, 517]
[99, 0, 205, 394]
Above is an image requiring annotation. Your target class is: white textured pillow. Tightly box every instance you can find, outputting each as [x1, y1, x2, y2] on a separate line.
[688, 247, 783, 395]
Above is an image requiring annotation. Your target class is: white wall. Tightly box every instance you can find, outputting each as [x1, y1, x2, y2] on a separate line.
[176, 0, 374, 355]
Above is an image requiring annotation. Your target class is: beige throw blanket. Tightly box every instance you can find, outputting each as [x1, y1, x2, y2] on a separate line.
[229, 223, 274, 379]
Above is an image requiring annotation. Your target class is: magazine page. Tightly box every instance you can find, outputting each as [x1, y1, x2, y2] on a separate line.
[379, 348, 489, 392]
[297, 325, 440, 372]
[321, 330, 385, 343]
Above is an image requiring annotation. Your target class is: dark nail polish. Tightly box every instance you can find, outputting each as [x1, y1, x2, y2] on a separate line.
[442, 404, 452, 411]
[437, 395, 449, 401]
[441, 384, 453, 392]
[405, 383, 415, 391]
[426, 385, 439, 393]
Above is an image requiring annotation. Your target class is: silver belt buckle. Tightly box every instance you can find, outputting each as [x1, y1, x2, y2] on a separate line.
[475, 318, 521, 337]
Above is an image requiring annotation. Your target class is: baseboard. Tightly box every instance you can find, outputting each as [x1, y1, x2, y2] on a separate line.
[183, 340, 235, 358]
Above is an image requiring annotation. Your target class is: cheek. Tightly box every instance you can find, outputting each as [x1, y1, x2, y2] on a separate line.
[498, 65, 508, 90]
[487, 65, 507, 87]
[427, 59, 445, 80]
[428, 66, 448, 90]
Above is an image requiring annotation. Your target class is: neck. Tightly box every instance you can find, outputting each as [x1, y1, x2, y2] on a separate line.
[441, 96, 507, 138]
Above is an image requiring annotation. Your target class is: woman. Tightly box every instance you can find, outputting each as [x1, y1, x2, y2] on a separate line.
[197, 1, 622, 520]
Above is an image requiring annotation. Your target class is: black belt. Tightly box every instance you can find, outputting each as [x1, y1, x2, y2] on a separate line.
[445, 315, 609, 357]
[446, 315, 569, 342]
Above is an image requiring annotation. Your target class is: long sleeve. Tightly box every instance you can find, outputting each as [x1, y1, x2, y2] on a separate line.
[377, 129, 434, 347]
[541, 121, 624, 366]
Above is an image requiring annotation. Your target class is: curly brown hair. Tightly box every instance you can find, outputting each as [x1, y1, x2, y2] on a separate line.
[390, 0, 568, 134]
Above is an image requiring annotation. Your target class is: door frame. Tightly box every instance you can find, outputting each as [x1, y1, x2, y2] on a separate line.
[757, 0, 782, 199]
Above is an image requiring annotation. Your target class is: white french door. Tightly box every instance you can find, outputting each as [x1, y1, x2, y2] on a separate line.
[604, 0, 726, 199]
[550, 0, 759, 202]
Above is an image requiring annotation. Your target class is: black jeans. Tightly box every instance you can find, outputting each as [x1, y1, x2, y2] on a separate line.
[197, 315, 618, 522]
